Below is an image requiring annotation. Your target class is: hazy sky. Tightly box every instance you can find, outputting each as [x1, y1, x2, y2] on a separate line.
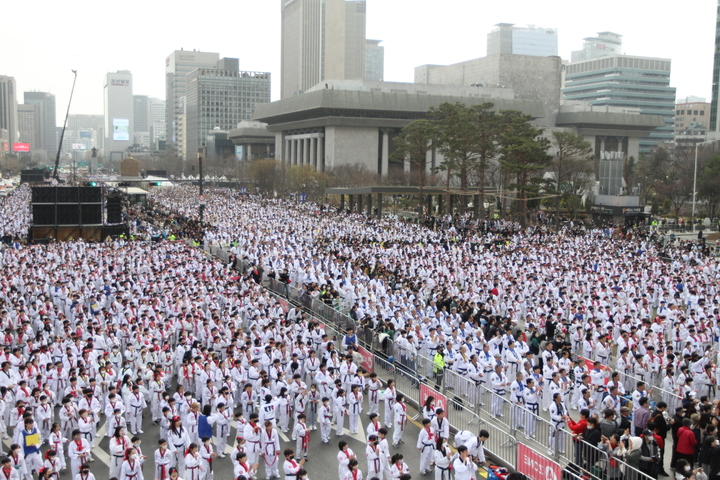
[1, 0, 715, 124]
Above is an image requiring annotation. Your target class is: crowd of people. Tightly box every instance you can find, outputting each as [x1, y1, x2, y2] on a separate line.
[0, 183, 717, 480]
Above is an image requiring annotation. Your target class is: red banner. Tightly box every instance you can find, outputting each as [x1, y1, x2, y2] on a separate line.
[518, 443, 562, 480]
[278, 298, 289, 313]
[580, 356, 610, 385]
[358, 346, 374, 373]
[420, 383, 447, 415]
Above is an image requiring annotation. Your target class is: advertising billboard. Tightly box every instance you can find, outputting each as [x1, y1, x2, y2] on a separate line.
[72, 144, 87, 150]
[79, 131, 92, 139]
[113, 119, 130, 141]
[13, 143, 30, 152]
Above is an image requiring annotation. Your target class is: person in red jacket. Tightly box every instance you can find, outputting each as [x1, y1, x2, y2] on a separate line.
[567, 409, 589, 466]
[676, 418, 698, 466]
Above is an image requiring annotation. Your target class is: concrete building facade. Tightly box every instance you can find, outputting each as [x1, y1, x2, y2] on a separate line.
[253, 80, 536, 174]
[185, 58, 271, 160]
[23, 92, 56, 159]
[365, 39, 384, 82]
[251, 80, 663, 182]
[675, 100, 710, 135]
[165, 50, 220, 154]
[415, 54, 563, 127]
[103, 70, 134, 157]
[17, 103, 42, 153]
[0, 75, 18, 153]
[150, 97, 166, 149]
[281, 0, 366, 99]
[487, 24, 558, 57]
[570, 32, 623, 62]
[133, 95, 151, 148]
[563, 55, 676, 154]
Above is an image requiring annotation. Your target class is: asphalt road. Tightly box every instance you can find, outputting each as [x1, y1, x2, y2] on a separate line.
[2, 395, 427, 480]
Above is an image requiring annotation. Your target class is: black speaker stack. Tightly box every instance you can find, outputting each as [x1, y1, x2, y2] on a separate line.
[106, 196, 123, 224]
[30, 187, 106, 242]
[31, 187, 103, 226]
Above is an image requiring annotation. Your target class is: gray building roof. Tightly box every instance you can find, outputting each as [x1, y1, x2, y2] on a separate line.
[227, 125, 275, 144]
[253, 89, 545, 131]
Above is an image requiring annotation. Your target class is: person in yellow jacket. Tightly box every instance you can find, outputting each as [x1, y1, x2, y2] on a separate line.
[433, 348, 445, 390]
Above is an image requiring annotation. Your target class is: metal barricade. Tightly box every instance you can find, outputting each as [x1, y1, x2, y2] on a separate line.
[480, 422, 518, 467]
[616, 370, 681, 404]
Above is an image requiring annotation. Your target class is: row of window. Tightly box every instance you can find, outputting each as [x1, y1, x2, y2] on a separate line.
[676, 110, 705, 116]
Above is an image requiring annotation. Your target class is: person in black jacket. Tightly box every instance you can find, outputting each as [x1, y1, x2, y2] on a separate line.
[707, 437, 720, 480]
[639, 429, 661, 480]
[651, 402, 673, 476]
[671, 406, 687, 469]
[582, 416, 602, 469]
[618, 406, 632, 434]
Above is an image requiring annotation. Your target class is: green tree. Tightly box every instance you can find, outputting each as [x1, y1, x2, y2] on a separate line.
[286, 164, 329, 202]
[430, 103, 477, 210]
[549, 131, 593, 226]
[249, 159, 284, 195]
[392, 120, 437, 219]
[699, 153, 720, 220]
[632, 149, 670, 204]
[497, 110, 551, 227]
[468, 103, 500, 218]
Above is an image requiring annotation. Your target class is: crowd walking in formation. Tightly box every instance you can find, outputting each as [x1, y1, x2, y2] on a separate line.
[0, 184, 718, 480]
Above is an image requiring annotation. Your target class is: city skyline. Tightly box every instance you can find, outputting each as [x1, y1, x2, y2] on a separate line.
[0, 0, 715, 123]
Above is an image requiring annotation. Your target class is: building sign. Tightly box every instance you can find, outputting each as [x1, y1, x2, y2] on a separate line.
[72, 143, 86, 150]
[13, 143, 30, 152]
[590, 204, 643, 216]
[111, 79, 130, 87]
[518, 444, 562, 480]
[600, 151, 624, 160]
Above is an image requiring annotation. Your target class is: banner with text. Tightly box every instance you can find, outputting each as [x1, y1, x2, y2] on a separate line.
[358, 346, 375, 373]
[420, 383, 447, 414]
[518, 443, 562, 480]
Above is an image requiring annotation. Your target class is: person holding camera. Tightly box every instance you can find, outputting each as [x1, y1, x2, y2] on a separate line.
[676, 458, 709, 480]
[638, 430, 661, 480]
[600, 433, 626, 480]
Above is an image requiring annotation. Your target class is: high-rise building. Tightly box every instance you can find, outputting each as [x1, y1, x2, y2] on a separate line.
[185, 58, 271, 160]
[281, 0, 367, 99]
[165, 50, 220, 155]
[711, 1, 720, 131]
[17, 103, 42, 153]
[133, 95, 151, 148]
[0, 75, 18, 153]
[365, 39, 384, 82]
[563, 55, 676, 154]
[23, 92, 57, 159]
[486, 24, 558, 57]
[570, 32, 623, 62]
[103, 71, 134, 157]
[149, 97, 166, 148]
